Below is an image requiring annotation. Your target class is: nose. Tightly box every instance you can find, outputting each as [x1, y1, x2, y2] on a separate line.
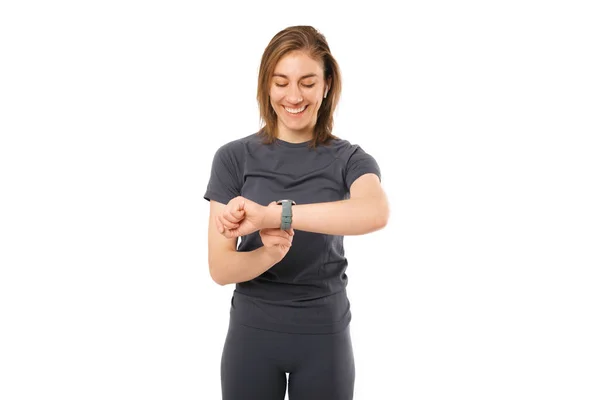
[285, 86, 303, 104]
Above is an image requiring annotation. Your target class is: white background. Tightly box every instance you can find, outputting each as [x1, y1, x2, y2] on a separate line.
[1, 1, 599, 399]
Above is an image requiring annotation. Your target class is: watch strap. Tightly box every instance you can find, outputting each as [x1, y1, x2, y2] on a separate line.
[276, 199, 295, 230]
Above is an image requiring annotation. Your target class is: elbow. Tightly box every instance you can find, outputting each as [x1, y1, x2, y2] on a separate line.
[363, 212, 387, 235]
[208, 261, 229, 286]
[374, 200, 389, 231]
[357, 199, 389, 234]
[371, 215, 387, 232]
[376, 215, 388, 231]
[211, 276, 227, 286]
[209, 269, 226, 286]
[210, 270, 228, 286]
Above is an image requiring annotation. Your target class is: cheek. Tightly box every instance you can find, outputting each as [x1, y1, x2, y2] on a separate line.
[309, 94, 323, 108]
[269, 87, 285, 102]
[309, 89, 324, 104]
[270, 98, 283, 115]
[269, 92, 280, 111]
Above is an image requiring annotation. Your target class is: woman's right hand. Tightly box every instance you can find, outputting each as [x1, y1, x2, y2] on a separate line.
[259, 228, 294, 263]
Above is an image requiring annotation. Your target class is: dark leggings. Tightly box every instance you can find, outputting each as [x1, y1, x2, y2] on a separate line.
[221, 320, 355, 400]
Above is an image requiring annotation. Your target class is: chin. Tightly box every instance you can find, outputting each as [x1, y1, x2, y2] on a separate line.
[284, 123, 312, 133]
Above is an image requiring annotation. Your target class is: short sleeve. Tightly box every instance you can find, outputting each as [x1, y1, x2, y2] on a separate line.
[344, 145, 381, 191]
[203, 143, 243, 204]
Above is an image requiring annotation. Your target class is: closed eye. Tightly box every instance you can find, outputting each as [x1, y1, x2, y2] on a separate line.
[274, 83, 316, 88]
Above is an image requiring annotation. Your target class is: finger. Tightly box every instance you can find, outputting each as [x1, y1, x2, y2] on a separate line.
[231, 197, 245, 214]
[222, 227, 241, 239]
[285, 228, 294, 236]
[260, 228, 280, 234]
[214, 215, 224, 234]
[221, 212, 242, 225]
[259, 228, 277, 236]
[262, 229, 291, 239]
[218, 215, 239, 230]
[281, 236, 293, 247]
[277, 233, 293, 245]
[266, 236, 292, 248]
[224, 208, 245, 223]
[234, 206, 246, 219]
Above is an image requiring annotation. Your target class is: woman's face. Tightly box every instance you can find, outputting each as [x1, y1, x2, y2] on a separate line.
[269, 51, 329, 140]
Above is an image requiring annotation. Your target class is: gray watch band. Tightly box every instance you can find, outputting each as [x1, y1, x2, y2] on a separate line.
[276, 199, 296, 230]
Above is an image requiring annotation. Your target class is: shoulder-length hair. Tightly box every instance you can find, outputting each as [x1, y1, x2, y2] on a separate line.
[256, 25, 341, 148]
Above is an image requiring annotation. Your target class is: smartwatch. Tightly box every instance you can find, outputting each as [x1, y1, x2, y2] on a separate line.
[276, 199, 296, 230]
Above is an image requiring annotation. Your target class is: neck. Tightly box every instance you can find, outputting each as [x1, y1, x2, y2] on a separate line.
[276, 127, 313, 144]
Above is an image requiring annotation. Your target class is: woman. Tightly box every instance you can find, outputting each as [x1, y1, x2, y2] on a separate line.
[204, 25, 389, 400]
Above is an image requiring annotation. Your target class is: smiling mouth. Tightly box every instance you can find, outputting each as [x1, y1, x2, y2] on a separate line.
[283, 105, 308, 115]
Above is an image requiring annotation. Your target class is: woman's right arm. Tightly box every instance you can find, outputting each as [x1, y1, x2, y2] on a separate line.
[208, 200, 284, 285]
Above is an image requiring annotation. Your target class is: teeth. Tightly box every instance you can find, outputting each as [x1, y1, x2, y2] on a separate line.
[284, 105, 307, 114]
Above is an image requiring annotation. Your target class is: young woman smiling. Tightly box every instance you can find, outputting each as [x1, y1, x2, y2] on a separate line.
[204, 25, 389, 400]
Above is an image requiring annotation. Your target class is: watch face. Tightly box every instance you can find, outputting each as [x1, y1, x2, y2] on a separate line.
[277, 199, 296, 205]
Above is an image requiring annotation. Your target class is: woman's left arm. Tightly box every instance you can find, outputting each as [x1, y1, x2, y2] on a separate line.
[265, 173, 389, 236]
[216, 173, 389, 238]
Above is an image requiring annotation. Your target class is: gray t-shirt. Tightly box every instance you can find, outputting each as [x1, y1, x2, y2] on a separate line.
[204, 132, 381, 334]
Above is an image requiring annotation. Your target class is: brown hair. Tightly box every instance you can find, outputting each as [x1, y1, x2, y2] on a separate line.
[256, 25, 341, 148]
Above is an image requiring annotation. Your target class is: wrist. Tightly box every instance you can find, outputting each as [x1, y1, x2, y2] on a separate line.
[261, 203, 281, 229]
[269, 203, 282, 228]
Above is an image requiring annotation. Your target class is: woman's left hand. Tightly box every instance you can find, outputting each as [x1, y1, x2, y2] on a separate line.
[215, 196, 269, 238]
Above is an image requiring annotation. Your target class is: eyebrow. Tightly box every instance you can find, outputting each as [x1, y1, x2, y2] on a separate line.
[272, 73, 318, 80]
